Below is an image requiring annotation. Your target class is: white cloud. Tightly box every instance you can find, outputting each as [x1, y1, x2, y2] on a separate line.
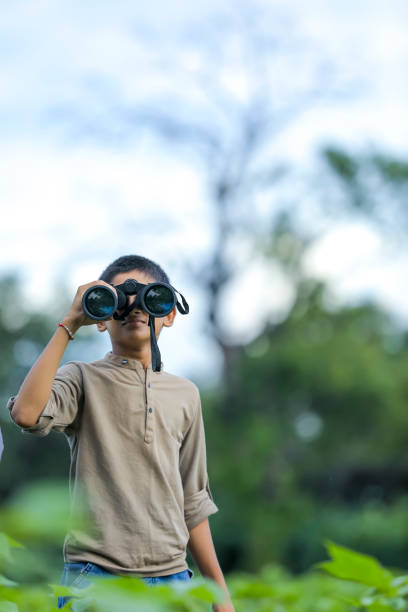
[304, 221, 408, 324]
[218, 255, 295, 344]
[304, 222, 382, 279]
[0, 140, 209, 302]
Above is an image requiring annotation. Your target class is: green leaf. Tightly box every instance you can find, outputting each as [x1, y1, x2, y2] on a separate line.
[0, 573, 19, 587]
[0, 603, 19, 612]
[339, 595, 366, 606]
[363, 601, 401, 612]
[230, 581, 276, 599]
[0, 533, 25, 565]
[316, 540, 394, 593]
[1, 480, 93, 544]
[47, 583, 80, 598]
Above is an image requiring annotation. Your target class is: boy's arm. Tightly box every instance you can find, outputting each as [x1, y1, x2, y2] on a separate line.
[11, 280, 114, 427]
[187, 518, 235, 612]
[11, 317, 80, 427]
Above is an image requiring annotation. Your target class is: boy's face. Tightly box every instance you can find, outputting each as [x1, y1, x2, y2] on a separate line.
[96, 268, 176, 352]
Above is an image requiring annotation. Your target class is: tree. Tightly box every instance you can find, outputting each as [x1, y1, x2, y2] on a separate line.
[75, 7, 355, 423]
[320, 146, 408, 238]
[204, 247, 408, 571]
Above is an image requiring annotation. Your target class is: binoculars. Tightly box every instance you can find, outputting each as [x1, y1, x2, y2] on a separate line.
[82, 279, 187, 321]
[81, 279, 189, 372]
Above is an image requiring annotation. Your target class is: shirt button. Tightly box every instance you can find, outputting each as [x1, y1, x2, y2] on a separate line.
[121, 359, 128, 364]
[149, 408, 153, 413]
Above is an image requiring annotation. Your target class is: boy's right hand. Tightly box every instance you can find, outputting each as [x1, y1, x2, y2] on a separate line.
[61, 280, 117, 331]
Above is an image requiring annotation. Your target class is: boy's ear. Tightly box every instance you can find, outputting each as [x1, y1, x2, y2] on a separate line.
[162, 306, 177, 328]
[96, 321, 108, 332]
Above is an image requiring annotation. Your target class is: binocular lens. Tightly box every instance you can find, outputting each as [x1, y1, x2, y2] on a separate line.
[84, 287, 117, 318]
[145, 285, 175, 316]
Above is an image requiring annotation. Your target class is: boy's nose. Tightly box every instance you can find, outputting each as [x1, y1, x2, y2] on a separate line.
[127, 297, 142, 313]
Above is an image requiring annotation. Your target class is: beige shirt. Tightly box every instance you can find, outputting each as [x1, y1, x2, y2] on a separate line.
[7, 351, 219, 577]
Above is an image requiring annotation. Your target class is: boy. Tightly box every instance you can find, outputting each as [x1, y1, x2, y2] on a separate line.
[8, 255, 234, 611]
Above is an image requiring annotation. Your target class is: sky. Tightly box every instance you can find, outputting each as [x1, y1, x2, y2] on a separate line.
[1, 0, 408, 385]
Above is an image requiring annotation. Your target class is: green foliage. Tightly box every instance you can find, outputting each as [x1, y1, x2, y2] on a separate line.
[317, 541, 394, 593]
[318, 540, 408, 611]
[202, 275, 408, 574]
[0, 525, 358, 611]
[0, 479, 92, 547]
[0, 481, 381, 611]
[4, 501, 408, 612]
[324, 148, 359, 182]
[321, 146, 408, 224]
[372, 155, 408, 184]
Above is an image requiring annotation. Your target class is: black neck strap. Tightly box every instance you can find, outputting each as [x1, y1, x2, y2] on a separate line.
[175, 290, 189, 314]
[148, 315, 162, 372]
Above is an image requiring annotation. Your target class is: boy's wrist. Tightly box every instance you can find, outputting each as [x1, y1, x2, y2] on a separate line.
[60, 317, 81, 334]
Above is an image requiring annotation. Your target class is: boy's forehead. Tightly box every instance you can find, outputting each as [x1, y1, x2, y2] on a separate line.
[110, 268, 155, 286]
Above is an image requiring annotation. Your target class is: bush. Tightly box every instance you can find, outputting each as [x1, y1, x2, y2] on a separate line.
[2, 480, 408, 611]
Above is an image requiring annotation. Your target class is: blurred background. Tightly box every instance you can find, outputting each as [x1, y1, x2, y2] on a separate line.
[1, 0, 408, 586]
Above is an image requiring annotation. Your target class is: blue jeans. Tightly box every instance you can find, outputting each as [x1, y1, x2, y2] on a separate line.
[57, 561, 194, 609]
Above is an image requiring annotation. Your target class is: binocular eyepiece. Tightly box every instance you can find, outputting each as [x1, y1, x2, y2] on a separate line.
[81, 279, 189, 372]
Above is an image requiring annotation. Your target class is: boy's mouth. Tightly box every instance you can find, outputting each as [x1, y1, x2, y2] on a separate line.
[123, 317, 147, 326]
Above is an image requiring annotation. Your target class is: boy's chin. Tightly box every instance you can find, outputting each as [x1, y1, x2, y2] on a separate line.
[121, 331, 150, 343]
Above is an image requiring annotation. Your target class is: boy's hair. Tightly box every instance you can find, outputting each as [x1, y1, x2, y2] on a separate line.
[99, 255, 170, 285]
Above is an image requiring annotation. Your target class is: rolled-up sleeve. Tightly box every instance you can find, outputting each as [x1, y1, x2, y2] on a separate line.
[7, 362, 83, 437]
[179, 389, 219, 531]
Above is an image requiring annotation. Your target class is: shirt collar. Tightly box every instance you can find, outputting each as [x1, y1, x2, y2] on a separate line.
[103, 351, 163, 374]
